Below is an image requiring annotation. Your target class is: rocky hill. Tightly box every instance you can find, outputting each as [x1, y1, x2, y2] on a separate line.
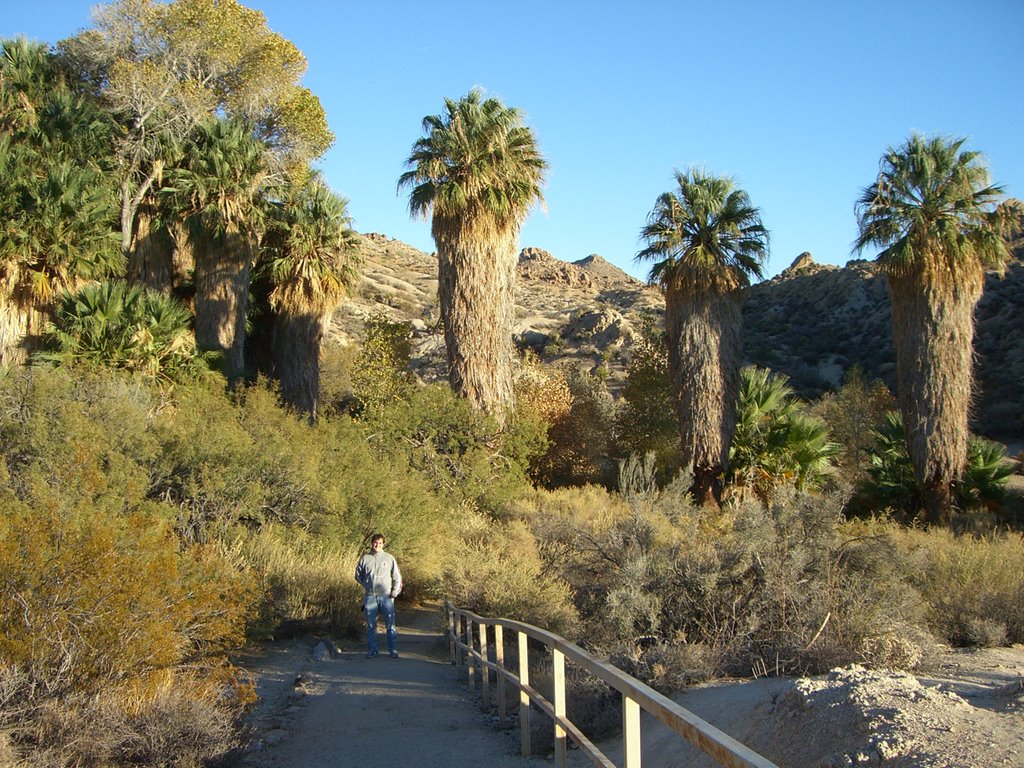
[328, 234, 1024, 443]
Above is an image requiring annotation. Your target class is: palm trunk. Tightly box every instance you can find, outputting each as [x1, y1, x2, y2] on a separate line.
[193, 226, 253, 381]
[0, 294, 30, 368]
[887, 267, 982, 525]
[274, 310, 324, 421]
[127, 206, 174, 294]
[434, 217, 517, 427]
[665, 284, 743, 506]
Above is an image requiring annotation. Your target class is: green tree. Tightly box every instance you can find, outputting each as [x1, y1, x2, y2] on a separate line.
[812, 366, 895, 483]
[0, 37, 121, 366]
[59, 0, 333, 279]
[615, 314, 681, 479]
[728, 366, 839, 500]
[398, 88, 547, 426]
[264, 174, 359, 418]
[349, 313, 416, 417]
[854, 134, 1020, 524]
[167, 117, 269, 380]
[636, 168, 769, 505]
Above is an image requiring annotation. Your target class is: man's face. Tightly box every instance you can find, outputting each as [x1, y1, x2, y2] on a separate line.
[371, 538, 384, 552]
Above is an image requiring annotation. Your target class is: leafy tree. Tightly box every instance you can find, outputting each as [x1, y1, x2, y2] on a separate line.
[854, 134, 1021, 524]
[531, 369, 617, 488]
[398, 88, 547, 426]
[167, 117, 269, 380]
[728, 366, 839, 500]
[264, 173, 359, 419]
[615, 314, 681, 480]
[59, 0, 333, 270]
[812, 366, 895, 483]
[348, 313, 416, 417]
[38, 280, 209, 380]
[636, 168, 768, 505]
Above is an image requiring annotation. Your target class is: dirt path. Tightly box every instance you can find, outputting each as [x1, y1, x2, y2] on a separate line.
[234, 604, 532, 768]
[234, 604, 1024, 768]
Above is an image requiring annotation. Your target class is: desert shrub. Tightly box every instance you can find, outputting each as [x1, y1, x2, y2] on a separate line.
[0, 504, 254, 697]
[346, 313, 415, 417]
[358, 381, 534, 510]
[437, 505, 579, 636]
[811, 366, 895, 483]
[894, 526, 1024, 646]
[0, 666, 243, 768]
[227, 524, 364, 637]
[516, 483, 927, 681]
[0, 502, 254, 767]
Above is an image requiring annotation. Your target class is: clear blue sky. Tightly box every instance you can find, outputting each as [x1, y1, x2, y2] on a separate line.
[7, 1, 1023, 280]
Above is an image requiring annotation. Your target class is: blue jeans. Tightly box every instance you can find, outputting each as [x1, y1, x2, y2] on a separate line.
[364, 594, 396, 654]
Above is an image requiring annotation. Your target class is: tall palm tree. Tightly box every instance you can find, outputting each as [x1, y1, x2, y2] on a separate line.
[636, 168, 768, 505]
[398, 88, 547, 425]
[854, 134, 1019, 525]
[168, 117, 269, 381]
[264, 174, 359, 419]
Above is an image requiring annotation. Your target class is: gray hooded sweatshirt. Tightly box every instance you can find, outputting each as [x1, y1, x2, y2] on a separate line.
[355, 550, 403, 597]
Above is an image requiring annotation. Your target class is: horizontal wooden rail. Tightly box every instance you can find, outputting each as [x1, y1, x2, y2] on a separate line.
[445, 601, 778, 768]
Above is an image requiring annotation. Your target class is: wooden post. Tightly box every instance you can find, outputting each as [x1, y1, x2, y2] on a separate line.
[554, 648, 567, 768]
[447, 604, 456, 664]
[465, 616, 475, 690]
[479, 621, 490, 708]
[623, 694, 641, 768]
[518, 631, 531, 757]
[495, 624, 507, 727]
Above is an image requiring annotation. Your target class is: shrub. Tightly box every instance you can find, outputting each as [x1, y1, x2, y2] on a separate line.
[727, 366, 840, 499]
[0, 502, 254, 767]
[516, 484, 928, 679]
[38, 281, 213, 381]
[437, 505, 579, 636]
[226, 525, 364, 637]
[894, 526, 1024, 646]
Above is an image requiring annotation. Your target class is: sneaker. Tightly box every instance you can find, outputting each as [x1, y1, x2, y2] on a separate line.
[389, 651, 399, 658]
[366, 650, 378, 658]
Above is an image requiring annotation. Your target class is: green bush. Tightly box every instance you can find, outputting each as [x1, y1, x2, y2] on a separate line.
[38, 281, 213, 381]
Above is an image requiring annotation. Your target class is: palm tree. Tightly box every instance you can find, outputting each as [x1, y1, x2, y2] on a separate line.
[397, 88, 547, 425]
[728, 366, 839, 500]
[39, 280, 208, 380]
[854, 134, 1019, 525]
[264, 174, 359, 419]
[168, 117, 269, 381]
[0, 38, 121, 366]
[636, 168, 768, 505]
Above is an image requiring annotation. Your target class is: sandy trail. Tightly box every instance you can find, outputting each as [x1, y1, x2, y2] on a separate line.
[236, 604, 532, 768]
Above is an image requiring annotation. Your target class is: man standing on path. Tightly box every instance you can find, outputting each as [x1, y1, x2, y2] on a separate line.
[355, 533, 403, 658]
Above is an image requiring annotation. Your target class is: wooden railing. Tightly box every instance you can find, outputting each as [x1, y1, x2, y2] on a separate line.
[445, 602, 779, 768]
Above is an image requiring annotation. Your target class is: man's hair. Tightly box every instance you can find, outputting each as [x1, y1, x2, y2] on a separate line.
[370, 533, 385, 544]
